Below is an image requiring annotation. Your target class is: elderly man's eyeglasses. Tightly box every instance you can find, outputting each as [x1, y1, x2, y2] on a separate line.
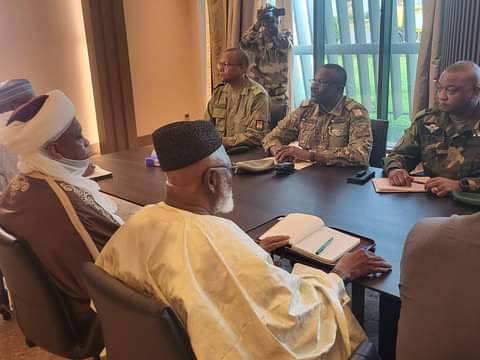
[217, 62, 244, 70]
[310, 79, 340, 88]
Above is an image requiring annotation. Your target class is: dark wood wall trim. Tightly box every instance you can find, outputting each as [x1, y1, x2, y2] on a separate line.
[137, 134, 153, 147]
[82, 0, 138, 154]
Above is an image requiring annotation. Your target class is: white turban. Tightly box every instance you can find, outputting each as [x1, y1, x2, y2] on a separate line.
[0, 89, 74, 154]
[0, 90, 122, 224]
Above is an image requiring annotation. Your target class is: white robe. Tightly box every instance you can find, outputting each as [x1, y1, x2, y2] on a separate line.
[0, 111, 18, 191]
[96, 202, 366, 360]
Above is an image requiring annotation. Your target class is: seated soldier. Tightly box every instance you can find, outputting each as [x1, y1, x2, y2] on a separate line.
[384, 61, 480, 196]
[262, 64, 372, 166]
[0, 90, 123, 333]
[96, 120, 391, 360]
[0, 79, 35, 191]
[205, 47, 270, 150]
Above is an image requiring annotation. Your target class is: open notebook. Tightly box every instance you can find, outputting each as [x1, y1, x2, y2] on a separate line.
[372, 176, 430, 193]
[259, 213, 360, 264]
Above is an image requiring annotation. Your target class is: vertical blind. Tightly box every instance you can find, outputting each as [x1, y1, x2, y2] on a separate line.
[441, 0, 480, 71]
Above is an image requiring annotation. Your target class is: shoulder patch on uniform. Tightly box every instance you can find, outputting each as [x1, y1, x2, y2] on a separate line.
[252, 87, 264, 96]
[255, 120, 265, 131]
[344, 98, 366, 111]
[352, 108, 365, 118]
[413, 108, 437, 122]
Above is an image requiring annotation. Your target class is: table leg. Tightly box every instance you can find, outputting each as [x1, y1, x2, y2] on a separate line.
[378, 293, 400, 360]
[351, 282, 365, 326]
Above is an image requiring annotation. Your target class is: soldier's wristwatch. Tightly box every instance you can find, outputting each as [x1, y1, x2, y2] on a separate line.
[309, 150, 316, 162]
[459, 178, 470, 192]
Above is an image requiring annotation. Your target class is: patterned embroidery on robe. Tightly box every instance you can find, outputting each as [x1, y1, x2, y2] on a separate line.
[5, 175, 30, 204]
[59, 182, 118, 224]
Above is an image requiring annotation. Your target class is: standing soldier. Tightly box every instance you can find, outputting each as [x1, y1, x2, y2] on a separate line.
[240, 4, 292, 124]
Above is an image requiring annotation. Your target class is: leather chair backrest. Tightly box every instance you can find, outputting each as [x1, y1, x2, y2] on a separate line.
[370, 119, 389, 168]
[82, 262, 196, 360]
[270, 103, 288, 129]
[0, 226, 81, 355]
[350, 340, 381, 360]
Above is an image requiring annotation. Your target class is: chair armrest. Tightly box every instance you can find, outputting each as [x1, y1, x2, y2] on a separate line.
[350, 340, 380, 360]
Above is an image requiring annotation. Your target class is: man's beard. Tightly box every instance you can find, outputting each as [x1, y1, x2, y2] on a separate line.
[213, 178, 234, 214]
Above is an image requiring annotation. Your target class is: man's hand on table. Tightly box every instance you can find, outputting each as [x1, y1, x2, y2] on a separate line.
[273, 146, 310, 162]
[332, 249, 391, 282]
[258, 235, 290, 252]
[269, 145, 287, 156]
[388, 168, 412, 186]
[425, 177, 460, 197]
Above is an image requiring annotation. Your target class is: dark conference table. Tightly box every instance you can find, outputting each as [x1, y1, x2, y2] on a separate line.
[92, 145, 477, 359]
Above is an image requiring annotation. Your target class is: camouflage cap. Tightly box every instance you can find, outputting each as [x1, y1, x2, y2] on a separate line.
[234, 158, 275, 173]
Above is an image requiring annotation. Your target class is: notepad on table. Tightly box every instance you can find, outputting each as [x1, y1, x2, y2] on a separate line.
[87, 165, 113, 180]
[372, 176, 430, 193]
[259, 213, 360, 264]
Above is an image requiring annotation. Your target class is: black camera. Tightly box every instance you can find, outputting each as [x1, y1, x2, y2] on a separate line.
[258, 7, 285, 22]
[274, 161, 295, 175]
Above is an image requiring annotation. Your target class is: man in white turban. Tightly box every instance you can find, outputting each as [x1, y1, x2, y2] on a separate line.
[0, 90, 123, 334]
[0, 79, 35, 190]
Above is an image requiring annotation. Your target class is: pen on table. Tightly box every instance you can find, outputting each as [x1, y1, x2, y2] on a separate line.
[411, 179, 428, 185]
[315, 237, 334, 255]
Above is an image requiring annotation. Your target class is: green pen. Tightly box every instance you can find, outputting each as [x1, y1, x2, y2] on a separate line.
[315, 237, 334, 255]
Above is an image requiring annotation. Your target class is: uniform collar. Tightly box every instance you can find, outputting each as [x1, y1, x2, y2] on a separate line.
[223, 78, 251, 96]
[316, 95, 345, 116]
[440, 103, 480, 135]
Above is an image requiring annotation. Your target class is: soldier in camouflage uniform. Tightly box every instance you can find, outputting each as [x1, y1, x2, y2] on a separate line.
[205, 48, 270, 149]
[384, 61, 480, 196]
[262, 64, 372, 167]
[240, 4, 292, 114]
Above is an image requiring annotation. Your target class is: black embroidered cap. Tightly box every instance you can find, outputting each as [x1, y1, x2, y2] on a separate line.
[152, 120, 222, 171]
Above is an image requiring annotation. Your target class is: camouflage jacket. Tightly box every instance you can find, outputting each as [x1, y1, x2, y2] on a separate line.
[384, 108, 480, 192]
[262, 96, 372, 166]
[205, 78, 270, 149]
[240, 25, 292, 102]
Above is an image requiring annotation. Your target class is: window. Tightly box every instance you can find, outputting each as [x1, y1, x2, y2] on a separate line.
[290, 0, 423, 146]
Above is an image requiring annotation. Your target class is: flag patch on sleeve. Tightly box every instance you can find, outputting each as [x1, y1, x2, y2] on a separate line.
[353, 109, 364, 118]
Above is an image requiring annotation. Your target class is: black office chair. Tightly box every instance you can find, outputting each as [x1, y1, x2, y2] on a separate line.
[270, 102, 288, 129]
[82, 262, 196, 360]
[370, 119, 389, 168]
[0, 227, 103, 359]
[350, 340, 381, 360]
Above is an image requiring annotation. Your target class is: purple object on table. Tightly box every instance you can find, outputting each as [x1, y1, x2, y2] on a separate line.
[145, 156, 155, 167]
